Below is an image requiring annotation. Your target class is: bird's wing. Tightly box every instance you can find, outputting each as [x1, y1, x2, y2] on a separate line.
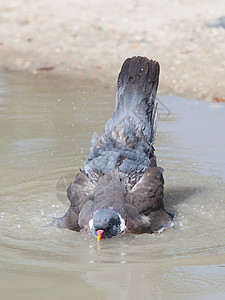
[54, 172, 95, 231]
[126, 156, 172, 232]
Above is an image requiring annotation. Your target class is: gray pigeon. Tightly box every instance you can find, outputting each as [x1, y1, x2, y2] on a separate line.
[54, 56, 173, 240]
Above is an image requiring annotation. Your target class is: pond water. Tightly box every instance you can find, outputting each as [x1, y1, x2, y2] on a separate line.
[0, 71, 225, 300]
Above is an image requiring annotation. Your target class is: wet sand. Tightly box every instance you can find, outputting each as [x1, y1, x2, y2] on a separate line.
[0, 0, 225, 101]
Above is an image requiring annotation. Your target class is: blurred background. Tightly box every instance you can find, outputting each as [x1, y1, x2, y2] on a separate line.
[0, 0, 225, 100]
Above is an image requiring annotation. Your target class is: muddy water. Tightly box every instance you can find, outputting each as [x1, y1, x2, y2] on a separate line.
[0, 71, 225, 300]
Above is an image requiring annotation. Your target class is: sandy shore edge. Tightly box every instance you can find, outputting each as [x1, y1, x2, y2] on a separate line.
[0, 0, 225, 101]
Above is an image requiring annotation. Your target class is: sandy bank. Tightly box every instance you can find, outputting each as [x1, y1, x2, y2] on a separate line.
[0, 0, 225, 101]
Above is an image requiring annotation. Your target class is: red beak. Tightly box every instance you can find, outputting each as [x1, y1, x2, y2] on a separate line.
[96, 229, 104, 241]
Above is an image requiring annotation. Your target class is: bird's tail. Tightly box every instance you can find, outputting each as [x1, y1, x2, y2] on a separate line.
[84, 56, 160, 179]
[104, 56, 160, 154]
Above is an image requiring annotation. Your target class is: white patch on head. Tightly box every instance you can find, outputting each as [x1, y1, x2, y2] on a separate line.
[118, 213, 126, 232]
[89, 218, 93, 230]
[89, 209, 126, 234]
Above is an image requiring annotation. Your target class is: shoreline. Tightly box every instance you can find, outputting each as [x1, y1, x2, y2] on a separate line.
[0, 0, 225, 101]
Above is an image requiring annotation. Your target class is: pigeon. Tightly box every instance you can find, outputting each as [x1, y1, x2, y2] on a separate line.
[54, 56, 173, 240]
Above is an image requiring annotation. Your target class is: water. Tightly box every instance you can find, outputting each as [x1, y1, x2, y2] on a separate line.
[0, 71, 225, 300]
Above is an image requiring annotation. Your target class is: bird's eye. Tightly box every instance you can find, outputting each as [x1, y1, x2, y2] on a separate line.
[108, 222, 112, 227]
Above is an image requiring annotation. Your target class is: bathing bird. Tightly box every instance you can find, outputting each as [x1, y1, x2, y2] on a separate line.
[54, 56, 173, 240]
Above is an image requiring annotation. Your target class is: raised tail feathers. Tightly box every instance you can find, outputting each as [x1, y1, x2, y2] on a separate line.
[105, 56, 160, 150]
[84, 56, 160, 180]
[116, 56, 160, 113]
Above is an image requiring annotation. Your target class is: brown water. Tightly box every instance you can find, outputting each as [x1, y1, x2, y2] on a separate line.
[0, 71, 225, 300]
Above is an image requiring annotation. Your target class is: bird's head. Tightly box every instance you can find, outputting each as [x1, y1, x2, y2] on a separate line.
[89, 208, 126, 241]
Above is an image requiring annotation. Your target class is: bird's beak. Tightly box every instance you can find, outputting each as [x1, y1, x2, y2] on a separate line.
[96, 229, 104, 241]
